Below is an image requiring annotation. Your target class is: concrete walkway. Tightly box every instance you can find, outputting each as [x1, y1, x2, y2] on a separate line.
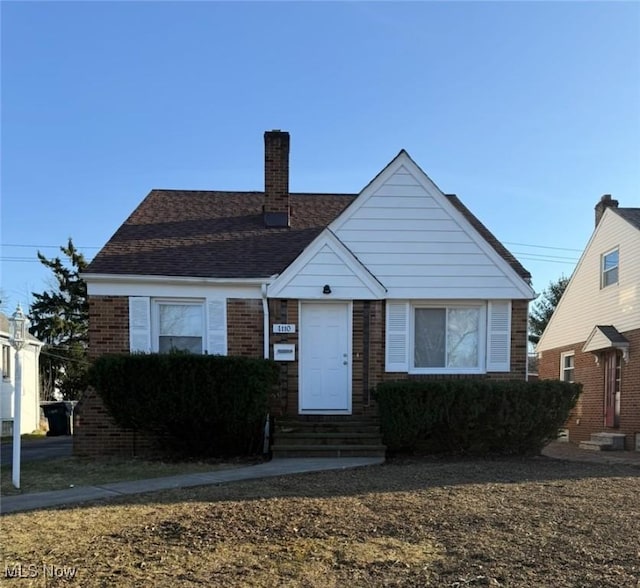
[4, 442, 639, 516]
[542, 440, 640, 467]
[0, 457, 384, 515]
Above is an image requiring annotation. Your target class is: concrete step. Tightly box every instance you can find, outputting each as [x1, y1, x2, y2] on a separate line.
[276, 421, 381, 434]
[590, 432, 626, 450]
[271, 444, 387, 459]
[579, 440, 614, 451]
[276, 432, 384, 446]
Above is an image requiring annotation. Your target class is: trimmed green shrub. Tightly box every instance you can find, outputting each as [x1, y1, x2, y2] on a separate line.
[375, 379, 580, 455]
[88, 354, 279, 458]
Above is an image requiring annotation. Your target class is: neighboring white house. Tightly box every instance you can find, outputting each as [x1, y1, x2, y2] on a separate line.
[537, 196, 640, 450]
[0, 312, 44, 436]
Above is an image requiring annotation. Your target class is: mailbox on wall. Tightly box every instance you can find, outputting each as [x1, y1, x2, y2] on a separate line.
[273, 344, 295, 362]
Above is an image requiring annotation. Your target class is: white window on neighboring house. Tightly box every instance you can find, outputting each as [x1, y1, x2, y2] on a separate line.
[560, 351, 574, 383]
[385, 300, 511, 374]
[1, 344, 11, 380]
[601, 248, 619, 288]
[157, 302, 204, 354]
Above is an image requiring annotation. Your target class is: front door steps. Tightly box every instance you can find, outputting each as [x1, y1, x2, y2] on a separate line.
[579, 432, 626, 451]
[271, 417, 386, 458]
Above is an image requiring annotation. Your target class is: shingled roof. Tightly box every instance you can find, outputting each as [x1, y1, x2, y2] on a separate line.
[86, 189, 532, 282]
[86, 191, 356, 279]
[613, 207, 640, 231]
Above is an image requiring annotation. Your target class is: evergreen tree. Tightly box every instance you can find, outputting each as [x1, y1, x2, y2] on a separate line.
[29, 239, 89, 400]
[529, 276, 570, 345]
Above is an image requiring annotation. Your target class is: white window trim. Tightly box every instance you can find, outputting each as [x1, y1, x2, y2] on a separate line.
[151, 298, 206, 354]
[560, 351, 575, 383]
[601, 247, 619, 288]
[408, 302, 487, 375]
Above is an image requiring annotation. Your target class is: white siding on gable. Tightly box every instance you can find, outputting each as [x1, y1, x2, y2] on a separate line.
[268, 234, 386, 300]
[537, 211, 640, 351]
[332, 162, 532, 300]
[293, 246, 371, 294]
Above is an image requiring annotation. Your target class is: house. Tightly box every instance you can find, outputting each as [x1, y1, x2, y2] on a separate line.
[77, 130, 535, 457]
[0, 312, 44, 436]
[537, 196, 640, 451]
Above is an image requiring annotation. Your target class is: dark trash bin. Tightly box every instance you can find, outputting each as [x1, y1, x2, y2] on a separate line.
[40, 401, 76, 436]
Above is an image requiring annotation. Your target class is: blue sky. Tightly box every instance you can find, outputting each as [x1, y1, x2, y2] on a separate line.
[2, 1, 639, 314]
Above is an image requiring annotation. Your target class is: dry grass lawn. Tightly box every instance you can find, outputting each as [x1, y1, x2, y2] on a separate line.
[0, 457, 243, 496]
[2, 456, 639, 587]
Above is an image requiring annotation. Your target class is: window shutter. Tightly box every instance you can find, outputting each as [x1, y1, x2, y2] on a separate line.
[129, 297, 151, 353]
[486, 301, 511, 372]
[385, 301, 409, 372]
[206, 298, 227, 356]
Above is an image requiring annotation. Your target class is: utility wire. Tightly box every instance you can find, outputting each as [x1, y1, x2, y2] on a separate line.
[40, 349, 90, 366]
[503, 241, 583, 252]
[3, 240, 584, 253]
[1, 243, 101, 250]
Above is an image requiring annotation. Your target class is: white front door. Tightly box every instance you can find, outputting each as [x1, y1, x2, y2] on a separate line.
[299, 302, 351, 413]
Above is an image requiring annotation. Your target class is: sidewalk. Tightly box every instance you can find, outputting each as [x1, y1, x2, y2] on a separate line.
[0, 457, 384, 515]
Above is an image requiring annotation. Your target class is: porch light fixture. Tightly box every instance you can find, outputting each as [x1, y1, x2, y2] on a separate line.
[8, 303, 29, 489]
[323, 284, 332, 295]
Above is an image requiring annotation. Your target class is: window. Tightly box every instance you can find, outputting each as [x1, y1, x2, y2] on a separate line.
[601, 248, 619, 288]
[2, 344, 10, 380]
[560, 351, 574, 383]
[412, 305, 484, 373]
[385, 300, 509, 374]
[129, 297, 226, 355]
[156, 302, 204, 354]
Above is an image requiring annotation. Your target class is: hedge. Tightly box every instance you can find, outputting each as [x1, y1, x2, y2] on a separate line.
[88, 354, 279, 458]
[375, 379, 580, 455]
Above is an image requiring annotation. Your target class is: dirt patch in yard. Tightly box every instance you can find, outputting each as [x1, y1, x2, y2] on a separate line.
[2, 456, 639, 587]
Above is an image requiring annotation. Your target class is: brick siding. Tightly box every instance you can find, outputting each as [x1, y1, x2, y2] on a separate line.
[87, 295, 129, 359]
[76, 295, 148, 457]
[539, 328, 640, 450]
[79, 295, 532, 453]
[264, 131, 289, 215]
[227, 299, 264, 357]
[271, 299, 528, 419]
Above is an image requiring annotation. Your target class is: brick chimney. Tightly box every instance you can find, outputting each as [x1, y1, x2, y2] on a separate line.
[264, 130, 290, 227]
[595, 194, 618, 227]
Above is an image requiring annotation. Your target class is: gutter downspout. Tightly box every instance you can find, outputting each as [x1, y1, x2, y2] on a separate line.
[261, 284, 270, 360]
[262, 283, 270, 454]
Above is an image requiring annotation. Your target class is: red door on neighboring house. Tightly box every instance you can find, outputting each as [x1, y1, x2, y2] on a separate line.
[603, 351, 621, 428]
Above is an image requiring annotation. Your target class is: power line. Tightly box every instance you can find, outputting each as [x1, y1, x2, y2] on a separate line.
[511, 251, 579, 262]
[40, 349, 90, 366]
[1, 243, 101, 250]
[3, 240, 585, 253]
[517, 257, 577, 265]
[504, 241, 583, 252]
